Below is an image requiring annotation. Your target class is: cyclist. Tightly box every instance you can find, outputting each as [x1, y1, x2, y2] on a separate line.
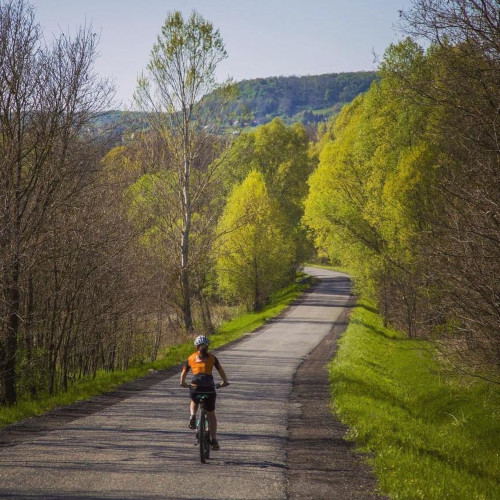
[180, 335, 228, 450]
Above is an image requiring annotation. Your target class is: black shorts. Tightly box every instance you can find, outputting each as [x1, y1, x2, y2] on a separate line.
[189, 386, 216, 412]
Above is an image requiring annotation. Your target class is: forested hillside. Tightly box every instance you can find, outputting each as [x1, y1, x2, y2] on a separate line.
[227, 72, 376, 125]
[89, 71, 377, 139]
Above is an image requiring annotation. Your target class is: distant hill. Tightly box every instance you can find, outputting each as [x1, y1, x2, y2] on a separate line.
[229, 71, 377, 126]
[90, 71, 377, 141]
[87, 111, 148, 144]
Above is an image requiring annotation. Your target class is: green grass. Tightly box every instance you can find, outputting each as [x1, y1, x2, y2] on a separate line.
[0, 276, 311, 429]
[330, 299, 500, 499]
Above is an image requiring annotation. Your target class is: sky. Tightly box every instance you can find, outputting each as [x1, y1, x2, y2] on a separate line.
[31, 0, 413, 109]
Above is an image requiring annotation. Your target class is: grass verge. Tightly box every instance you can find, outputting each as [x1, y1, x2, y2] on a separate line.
[0, 276, 311, 429]
[329, 298, 500, 499]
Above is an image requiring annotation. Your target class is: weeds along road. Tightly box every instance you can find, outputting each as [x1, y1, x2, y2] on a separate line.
[0, 267, 352, 499]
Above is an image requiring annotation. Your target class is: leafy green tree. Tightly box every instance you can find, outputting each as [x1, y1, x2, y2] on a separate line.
[399, 1, 500, 372]
[304, 40, 442, 335]
[220, 118, 315, 267]
[216, 171, 293, 311]
[134, 10, 234, 332]
[304, 94, 384, 294]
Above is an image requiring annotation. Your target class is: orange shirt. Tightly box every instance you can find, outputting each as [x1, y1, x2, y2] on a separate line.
[185, 352, 220, 376]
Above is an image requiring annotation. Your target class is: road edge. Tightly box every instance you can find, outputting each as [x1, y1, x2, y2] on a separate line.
[285, 292, 387, 499]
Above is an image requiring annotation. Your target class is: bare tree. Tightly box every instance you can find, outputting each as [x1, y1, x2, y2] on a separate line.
[0, 0, 112, 403]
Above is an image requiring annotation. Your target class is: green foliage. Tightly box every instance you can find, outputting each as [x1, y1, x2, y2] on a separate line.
[126, 172, 173, 248]
[225, 118, 312, 221]
[304, 41, 443, 332]
[220, 117, 316, 266]
[216, 171, 294, 311]
[304, 94, 384, 296]
[330, 299, 500, 499]
[100, 144, 146, 185]
[145, 10, 227, 112]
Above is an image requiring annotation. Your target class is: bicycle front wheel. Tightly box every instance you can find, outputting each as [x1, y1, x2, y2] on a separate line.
[204, 422, 211, 460]
[199, 408, 207, 463]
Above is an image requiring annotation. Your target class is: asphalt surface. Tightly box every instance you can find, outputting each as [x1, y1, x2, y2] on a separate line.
[0, 267, 359, 499]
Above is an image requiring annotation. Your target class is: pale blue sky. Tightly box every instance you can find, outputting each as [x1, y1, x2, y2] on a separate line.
[31, 0, 412, 108]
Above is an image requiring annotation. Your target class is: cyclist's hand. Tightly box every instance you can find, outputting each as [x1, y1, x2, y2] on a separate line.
[220, 380, 229, 387]
[180, 381, 188, 388]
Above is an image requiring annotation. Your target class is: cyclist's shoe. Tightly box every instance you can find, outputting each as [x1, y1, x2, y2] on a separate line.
[189, 416, 196, 429]
[210, 439, 220, 450]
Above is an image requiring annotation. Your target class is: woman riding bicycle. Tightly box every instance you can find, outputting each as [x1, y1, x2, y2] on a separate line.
[180, 335, 228, 450]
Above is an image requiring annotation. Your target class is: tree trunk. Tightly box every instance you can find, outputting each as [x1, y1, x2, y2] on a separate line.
[152, 298, 163, 361]
[181, 151, 193, 332]
[4, 259, 20, 405]
[25, 274, 37, 398]
[199, 292, 214, 335]
[253, 255, 261, 312]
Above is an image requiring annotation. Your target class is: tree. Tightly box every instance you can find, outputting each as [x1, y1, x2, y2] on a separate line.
[220, 118, 315, 268]
[0, 0, 112, 404]
[216, 171, 293, 311]
[398, 0, 500, 372]
[303, 0, 500, 378]
[304, 41, 443, 337]
[134, 10, 234, 333]
[304, 94, 385, 296]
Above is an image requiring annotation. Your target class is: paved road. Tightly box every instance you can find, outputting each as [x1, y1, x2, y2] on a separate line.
[0, 267, 352, 499]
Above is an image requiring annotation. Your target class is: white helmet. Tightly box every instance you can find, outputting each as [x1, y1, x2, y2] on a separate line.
[194, 335, 210, 347]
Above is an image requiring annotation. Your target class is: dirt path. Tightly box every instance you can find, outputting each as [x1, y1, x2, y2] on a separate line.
[286, 295, 386, 499]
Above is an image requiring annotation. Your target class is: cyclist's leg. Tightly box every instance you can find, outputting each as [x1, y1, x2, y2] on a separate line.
[189, 391, 199, 429]
[206, 410, 217, 441]
[190, 400, 199, 415]
[204, 391, 218, 442]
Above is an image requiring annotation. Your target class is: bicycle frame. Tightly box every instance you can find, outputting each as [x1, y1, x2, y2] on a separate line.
[187, 383, 227, 464]
[195, 393, 211, 463]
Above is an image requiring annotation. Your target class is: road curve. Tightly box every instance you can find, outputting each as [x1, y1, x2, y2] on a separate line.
[0, 267, 351, 499]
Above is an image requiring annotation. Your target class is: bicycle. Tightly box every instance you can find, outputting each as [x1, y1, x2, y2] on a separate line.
[189, 382, 228, 463]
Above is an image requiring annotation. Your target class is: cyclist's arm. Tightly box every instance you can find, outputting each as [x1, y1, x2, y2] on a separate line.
[216, 364, 229, 386]
[180, 364, 189, 387]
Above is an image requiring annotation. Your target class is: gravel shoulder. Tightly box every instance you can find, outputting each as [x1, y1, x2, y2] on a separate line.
[286, 293, 386, 499]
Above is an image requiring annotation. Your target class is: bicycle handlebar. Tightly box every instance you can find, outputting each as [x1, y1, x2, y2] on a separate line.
[184, 382, 229, 389]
